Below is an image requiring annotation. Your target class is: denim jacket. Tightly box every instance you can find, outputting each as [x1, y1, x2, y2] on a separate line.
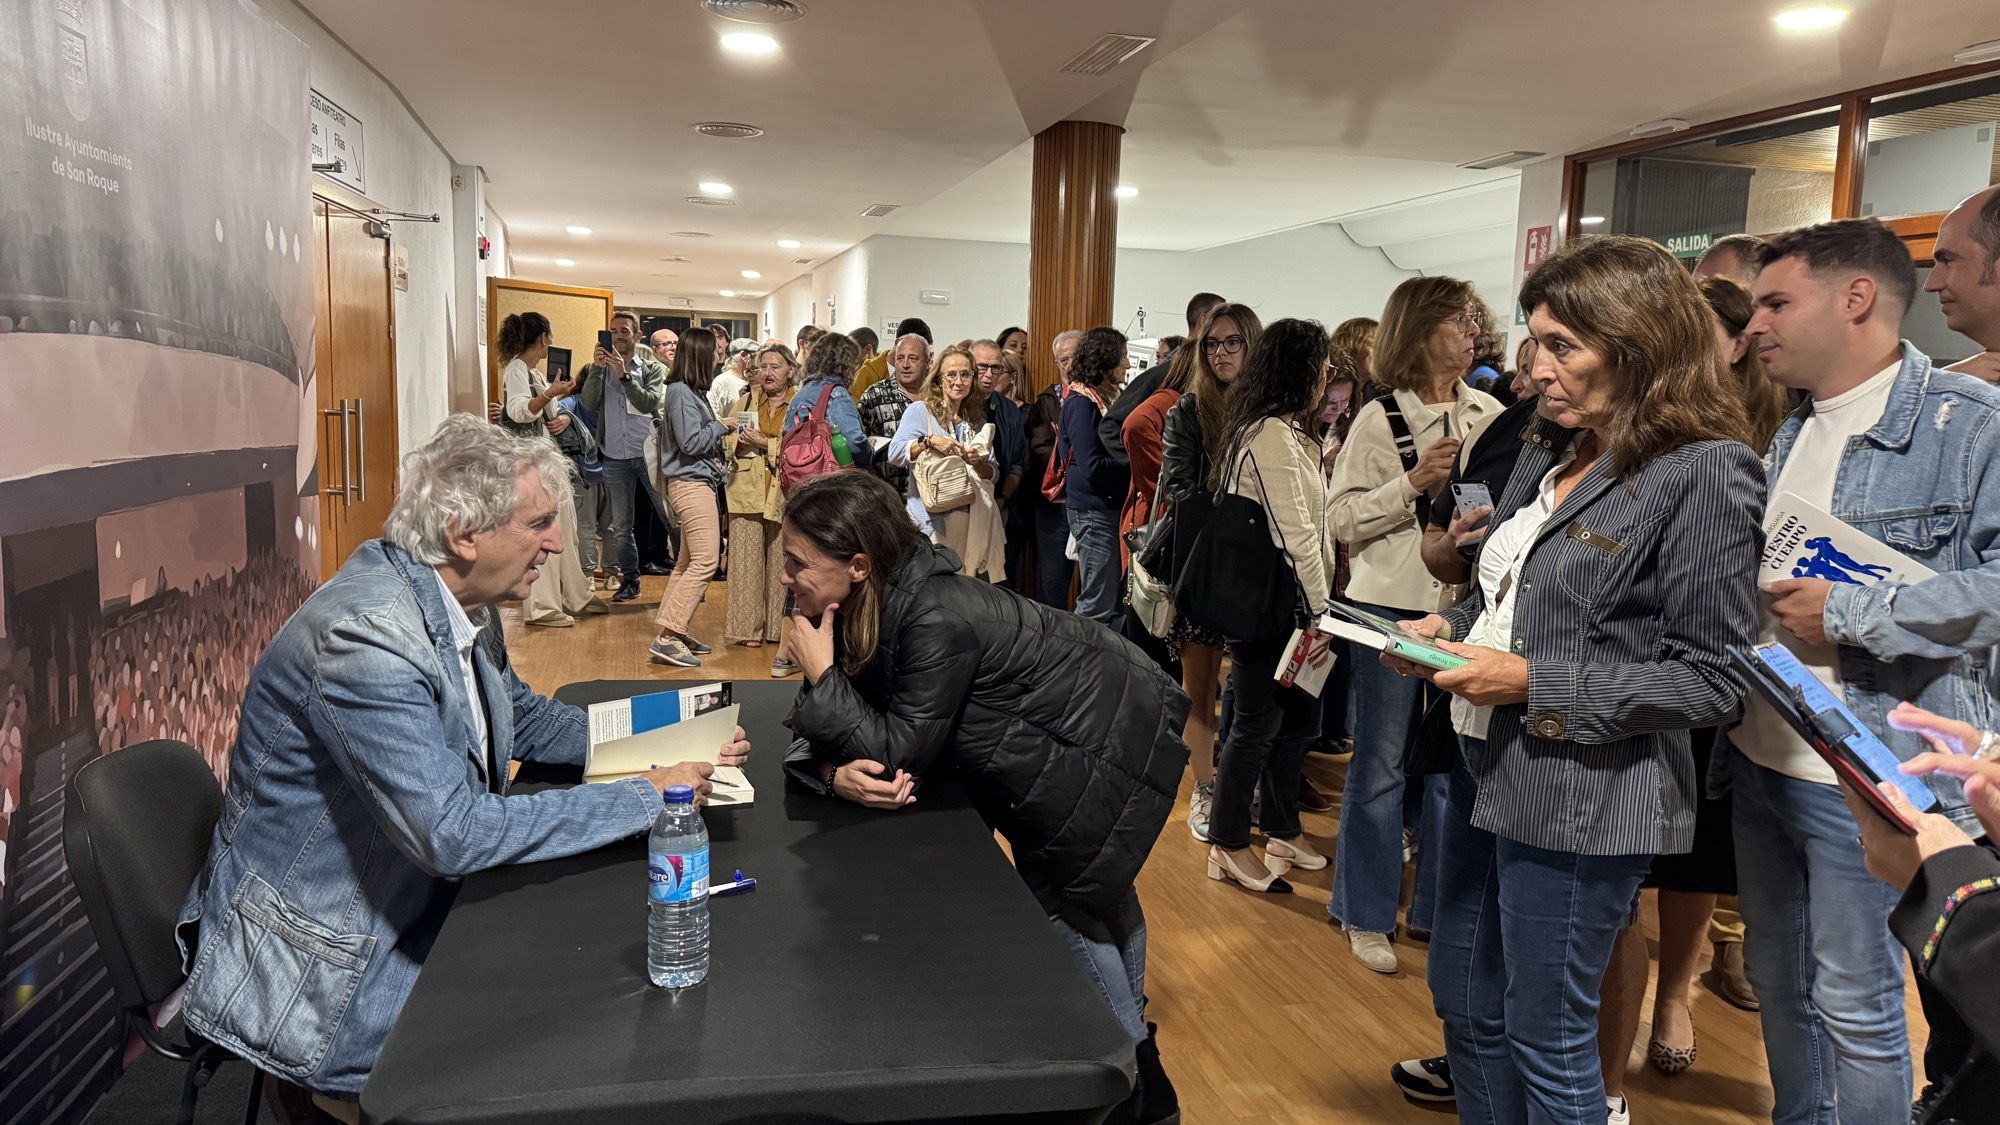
[1724, 344, 2000, 831]
[174, 541, 659, 1094]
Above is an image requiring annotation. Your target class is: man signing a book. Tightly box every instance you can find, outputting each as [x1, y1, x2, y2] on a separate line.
[173, 417, 752, 1121]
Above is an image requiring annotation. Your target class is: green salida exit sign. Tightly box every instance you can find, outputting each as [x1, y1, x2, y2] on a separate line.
[1664, 230, 1734, 260]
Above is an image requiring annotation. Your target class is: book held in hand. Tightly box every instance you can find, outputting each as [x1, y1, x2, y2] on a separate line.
[1317, 603, 1469, 672]
[585, 683, 752, 805]
[1761, 491, 1934, 588]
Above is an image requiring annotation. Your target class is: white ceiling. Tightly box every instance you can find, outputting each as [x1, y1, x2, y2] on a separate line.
[298, 0, 2000, 299]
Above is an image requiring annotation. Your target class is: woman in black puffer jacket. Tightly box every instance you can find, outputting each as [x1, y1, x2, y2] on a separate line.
[782, 470, 1189, 1125]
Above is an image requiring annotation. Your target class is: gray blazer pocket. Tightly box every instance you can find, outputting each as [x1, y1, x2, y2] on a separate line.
[186, 871, 376, 1079]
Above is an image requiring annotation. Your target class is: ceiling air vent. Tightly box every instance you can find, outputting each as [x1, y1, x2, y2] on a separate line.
[1058, 33, 1156, 76]
[685, 196, 737, 207]
[659, 255, 691, 263]
[859, 203, 901, 218]
[792, 257, 815, 265]
[693, 121, 765, 139]
[1457, 150, 1546, 170]
[701, 0, 806, 24]
[669, 231, 711, 238]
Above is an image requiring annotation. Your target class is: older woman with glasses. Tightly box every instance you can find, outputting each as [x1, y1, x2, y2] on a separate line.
[722, 344, 800, 675]
[1328, 278, 1503, 974]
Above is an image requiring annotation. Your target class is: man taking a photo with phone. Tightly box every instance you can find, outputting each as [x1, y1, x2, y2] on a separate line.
[581, 311, 672, 603]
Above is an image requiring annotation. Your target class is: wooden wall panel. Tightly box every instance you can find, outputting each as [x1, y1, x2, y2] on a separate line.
[1026, 121, 1123, 396]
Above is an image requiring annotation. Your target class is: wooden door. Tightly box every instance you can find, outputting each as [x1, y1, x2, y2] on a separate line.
[312, 194, 399, 578]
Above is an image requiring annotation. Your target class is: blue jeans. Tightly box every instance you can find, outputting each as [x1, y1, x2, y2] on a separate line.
[1067, 507, 1122, 626]
[1034, 499, 1074, 608]
[1207, 637, 1319, 851]
[1051, 909, 1148, 1047]
[1429, 757, 1652, 1125]
[1406, 773, 1449, 937]
[1732, 753, 1911, 1125]
[1329, 602, 1426, 935]
[600, 456, 670, 580]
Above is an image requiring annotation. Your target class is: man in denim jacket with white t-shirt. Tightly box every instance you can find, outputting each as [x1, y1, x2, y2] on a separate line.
[1729, 218, 2000, 1125]
[174, 417, 750, 1112]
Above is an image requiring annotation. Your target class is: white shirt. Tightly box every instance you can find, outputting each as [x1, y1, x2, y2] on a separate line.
[501, 357, 558, 427]
[1735, 359, 1901, 784]
[709, 371, 749, 420]
[1453, 448, 1575, 740]
[432, 569, 490, 780]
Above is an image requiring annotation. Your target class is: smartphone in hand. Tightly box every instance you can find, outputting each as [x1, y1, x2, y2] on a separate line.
[1451, 482, 1494, 518]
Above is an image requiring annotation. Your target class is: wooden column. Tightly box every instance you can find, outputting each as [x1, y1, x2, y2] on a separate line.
[1026, 120, 1122, 396]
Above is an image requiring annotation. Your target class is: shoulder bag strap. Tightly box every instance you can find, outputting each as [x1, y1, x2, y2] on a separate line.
[1379, 397, 1432, 528]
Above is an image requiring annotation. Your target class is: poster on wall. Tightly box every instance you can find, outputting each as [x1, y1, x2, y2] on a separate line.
[0, 2, 317, 1122]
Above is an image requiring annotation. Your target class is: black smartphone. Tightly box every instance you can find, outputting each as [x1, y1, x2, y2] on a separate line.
[596, 329, 615, 354]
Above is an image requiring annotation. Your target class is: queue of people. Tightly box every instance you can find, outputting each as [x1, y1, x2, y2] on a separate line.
[205, 183, 2000, 1125]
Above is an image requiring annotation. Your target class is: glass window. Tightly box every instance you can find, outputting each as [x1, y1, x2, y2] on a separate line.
[1861, 75, 2000, 222]
[1578, 107, 1840, 257]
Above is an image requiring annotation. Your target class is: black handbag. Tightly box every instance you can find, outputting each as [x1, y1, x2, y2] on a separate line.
[1407, 681, 1461, 775]
[1171, 446, 1299, 644]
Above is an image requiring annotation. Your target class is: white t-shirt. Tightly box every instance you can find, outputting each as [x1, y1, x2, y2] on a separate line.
[1734, 359, 1900, 784]
[1452, 448, 1575, 741]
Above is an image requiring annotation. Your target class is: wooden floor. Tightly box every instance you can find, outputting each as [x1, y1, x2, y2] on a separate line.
[503, 573, 1929, 1123]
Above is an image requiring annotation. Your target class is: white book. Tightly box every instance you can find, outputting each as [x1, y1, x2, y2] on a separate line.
[1761, 492, 1934, 588]
[584, 683, 752, 805]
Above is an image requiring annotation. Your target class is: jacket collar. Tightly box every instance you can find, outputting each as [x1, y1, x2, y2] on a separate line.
[378, 540, 509, 791]
[1858, 343, 1935, 452]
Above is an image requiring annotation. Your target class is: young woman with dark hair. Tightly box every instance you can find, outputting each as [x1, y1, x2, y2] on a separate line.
[1195, 319, 1338, 894]
[1058, 327, 1132, 626]
[780, 470, 1188, 1125]
[498, 311, 601, 626]
[648, 326, 739, 667]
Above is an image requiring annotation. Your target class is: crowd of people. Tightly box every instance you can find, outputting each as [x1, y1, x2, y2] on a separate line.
[458, 185, 2000, 1125]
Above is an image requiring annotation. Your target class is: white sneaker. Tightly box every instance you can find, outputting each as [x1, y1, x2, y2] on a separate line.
[1188, 781, 1214, 842]
[1348, 929, 1398, 974]
[1606, 1095, 1630, 1125]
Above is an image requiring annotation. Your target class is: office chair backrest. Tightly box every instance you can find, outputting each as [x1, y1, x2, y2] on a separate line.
[63, 740, 223, 1012]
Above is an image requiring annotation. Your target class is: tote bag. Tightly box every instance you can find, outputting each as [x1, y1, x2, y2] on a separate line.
[1171, 447, 1298, 644]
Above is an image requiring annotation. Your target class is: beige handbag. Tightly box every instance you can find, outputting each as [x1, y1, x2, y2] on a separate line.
[913, 418, 975, 514]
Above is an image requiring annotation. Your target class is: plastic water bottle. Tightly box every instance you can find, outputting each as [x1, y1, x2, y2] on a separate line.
[646, 785, 710, 988]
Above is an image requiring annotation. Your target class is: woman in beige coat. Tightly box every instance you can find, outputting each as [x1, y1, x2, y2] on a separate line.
[722, 344, 799, 676]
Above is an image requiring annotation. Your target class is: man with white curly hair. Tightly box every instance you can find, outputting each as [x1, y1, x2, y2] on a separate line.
[174, 415, 752, 1116]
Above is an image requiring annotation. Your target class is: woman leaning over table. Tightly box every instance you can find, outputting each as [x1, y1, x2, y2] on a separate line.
[722, 343, 799, 676]
[779, 470, 1189, 1124]
[1392, 235, 1763, 1125]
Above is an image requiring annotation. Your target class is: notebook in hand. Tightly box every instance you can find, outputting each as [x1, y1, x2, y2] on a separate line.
[585, 683, 752, 805]
[1318, 603, 1468, 672]
[1730, 642, 1936, 833]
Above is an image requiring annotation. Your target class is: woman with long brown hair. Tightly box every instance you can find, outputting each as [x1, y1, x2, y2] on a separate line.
[887, 343, 1005, 579]
[1157, 303, 1263, 841]
[647, 327, 739, 667]
[1700, 274, 1791, 449]
[1395, 235, 1762, 1124]
[1328, 276, 1503, 973]
[779, 470, 1188, 1123]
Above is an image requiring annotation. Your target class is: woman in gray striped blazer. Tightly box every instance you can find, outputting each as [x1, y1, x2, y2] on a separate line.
[1392, 236, 1766, 1125]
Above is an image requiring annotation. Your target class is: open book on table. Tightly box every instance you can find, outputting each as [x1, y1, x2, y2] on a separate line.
[584, 682, 752, 806]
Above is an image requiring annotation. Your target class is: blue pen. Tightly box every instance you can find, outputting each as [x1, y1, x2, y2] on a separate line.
[711, 868, 757, 897]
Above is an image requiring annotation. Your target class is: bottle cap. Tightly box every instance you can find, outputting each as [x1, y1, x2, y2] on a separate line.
[663, 784, 695, 805]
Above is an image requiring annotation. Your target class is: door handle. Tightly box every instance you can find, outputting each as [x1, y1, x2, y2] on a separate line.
[322, 400, 352, 500]
[345, 399, 360, 501]
[353, 396, 367, 502]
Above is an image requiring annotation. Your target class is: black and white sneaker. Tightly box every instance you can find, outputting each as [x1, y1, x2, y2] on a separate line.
[1390, 1056, 1455, 1104]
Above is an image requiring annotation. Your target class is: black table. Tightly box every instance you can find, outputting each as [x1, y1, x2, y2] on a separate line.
[360, 680, 1134, 1125]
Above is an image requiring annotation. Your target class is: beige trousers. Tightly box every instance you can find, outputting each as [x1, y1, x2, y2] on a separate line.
[524, 485, 591, 620]
[656, 478, 720, 634]
[724, 515, 786, 644]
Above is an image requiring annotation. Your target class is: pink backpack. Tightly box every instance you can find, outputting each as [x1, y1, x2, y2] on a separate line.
[778, 385, 841, 494]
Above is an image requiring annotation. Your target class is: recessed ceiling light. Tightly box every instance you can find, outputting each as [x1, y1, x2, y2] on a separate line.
[1774, 5, 1847, 32]
[1580, 215, 1606, 226]
[1115, 185, 1138, 200]
[698, 181, 734, 195]
[776, 238, 801, 250]
[741, 269, 761, 279]
[720, 31, 779, 57]
[554, 257, 575, 267]
[565, 225, 592, 236]
[719, 289, 737, 298]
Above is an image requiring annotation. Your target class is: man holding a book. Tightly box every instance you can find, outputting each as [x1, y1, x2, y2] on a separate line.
[1735, 217, 2000, 1123]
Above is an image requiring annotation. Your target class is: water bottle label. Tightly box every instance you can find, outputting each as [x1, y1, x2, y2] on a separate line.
[648, 848, 709, 904]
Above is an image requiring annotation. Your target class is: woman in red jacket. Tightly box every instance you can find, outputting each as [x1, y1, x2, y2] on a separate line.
[1119, 345, 1198, 569]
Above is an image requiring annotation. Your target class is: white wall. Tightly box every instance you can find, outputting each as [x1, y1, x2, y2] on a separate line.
[759, 240, 871, 347]
[254, 0, 458, 453]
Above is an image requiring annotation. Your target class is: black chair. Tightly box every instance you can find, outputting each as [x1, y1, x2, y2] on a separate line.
[63, 739, 264, 1125]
